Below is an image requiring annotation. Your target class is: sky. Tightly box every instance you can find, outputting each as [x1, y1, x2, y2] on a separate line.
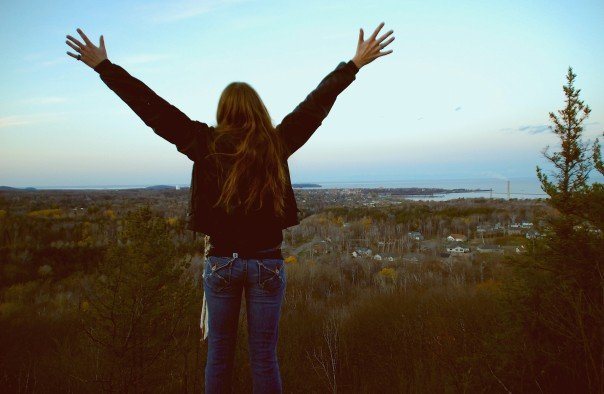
[1, 0, 603, 187]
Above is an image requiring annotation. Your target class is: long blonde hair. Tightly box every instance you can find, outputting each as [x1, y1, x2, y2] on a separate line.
[205, 82, 288, 218]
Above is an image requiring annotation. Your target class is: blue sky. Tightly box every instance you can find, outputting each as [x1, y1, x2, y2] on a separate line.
[1, 0, 603, 187]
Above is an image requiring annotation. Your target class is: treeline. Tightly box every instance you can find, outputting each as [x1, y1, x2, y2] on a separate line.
[324, 200, 516, 223]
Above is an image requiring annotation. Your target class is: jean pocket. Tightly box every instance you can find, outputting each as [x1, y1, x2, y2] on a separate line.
[203, 256, 234, 292]
[257, 258, 285, 293]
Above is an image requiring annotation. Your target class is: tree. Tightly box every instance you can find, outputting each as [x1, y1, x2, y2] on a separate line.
[505, 67, 603, 393]
[536, 67, 599, 226]
[77, 205, 202, 392]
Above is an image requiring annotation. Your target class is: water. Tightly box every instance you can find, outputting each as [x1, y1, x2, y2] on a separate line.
[21, 184, 167, 190]
[22, 175, 604, 201]
[301, 177, 550, 201]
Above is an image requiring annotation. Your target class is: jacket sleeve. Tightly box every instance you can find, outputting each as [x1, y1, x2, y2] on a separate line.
[277, 59, 359, 157]
[93, 58, 210, 162]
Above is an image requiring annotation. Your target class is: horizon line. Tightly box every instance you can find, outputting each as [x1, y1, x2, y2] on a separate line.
[3, 174, 591, 190]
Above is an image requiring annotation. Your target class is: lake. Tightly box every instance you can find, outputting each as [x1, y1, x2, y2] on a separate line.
[29, 175, 604, 201]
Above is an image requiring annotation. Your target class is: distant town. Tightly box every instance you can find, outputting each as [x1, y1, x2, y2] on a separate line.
[0, 186, 569, 271]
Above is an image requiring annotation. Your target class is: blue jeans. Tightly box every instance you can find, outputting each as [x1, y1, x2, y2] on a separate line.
[202, 249, 286, 394]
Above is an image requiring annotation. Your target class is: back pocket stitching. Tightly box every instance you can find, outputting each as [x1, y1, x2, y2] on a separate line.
[204, 256, 235, 291]
[257, 260, 284, 291]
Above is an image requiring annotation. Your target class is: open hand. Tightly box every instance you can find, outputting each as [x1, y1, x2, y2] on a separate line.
[65, 28, 108, 69]
[352, 22, 394, 69]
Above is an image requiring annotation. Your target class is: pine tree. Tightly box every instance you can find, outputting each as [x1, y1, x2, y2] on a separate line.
[77, 205, 202, 392]
[536, 67, 595, 222]
[505, 67, 604, 392]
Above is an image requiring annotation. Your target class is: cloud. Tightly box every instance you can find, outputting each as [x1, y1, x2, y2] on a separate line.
[480, 171, 509, 181]
[135, 0, 249, 24]
[40, 58, 67, 67]
[19, 52, 168, 73]
[500, 124, 551, 134]
[227, 13, 280, 30]
[0, 113, 67, 129]
[18, 96, 67, 105]
[0, 116, 34, 128]
[497, 124, 552, 135]
[502, 122, 602, 136]
[16, 55, 70, 73]
[120, 53, 172, 65]
[517, 124, 551, 134]
[454, 106, 462, 111]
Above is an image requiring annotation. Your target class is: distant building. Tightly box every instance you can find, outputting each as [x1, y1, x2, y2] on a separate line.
[506, 225, 523, 235]
[402, 252, 423, 263]
[351, 247, 373, 258]
[447, 233, 468, 242]
[476, 225, 493, 234]
[525, 230, 541, 239]
[446, 242, 470, 253]
[476, 244, 504, 254]
[408, 231, 424, 241]
[381, 253, 398, 262]
[477, 223, 505, 235]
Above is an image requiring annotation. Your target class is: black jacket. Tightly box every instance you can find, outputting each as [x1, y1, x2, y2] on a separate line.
[94, 57, 359, 238]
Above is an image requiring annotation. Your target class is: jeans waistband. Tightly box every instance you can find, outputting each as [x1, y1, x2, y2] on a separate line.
[207, 244, 284, 260]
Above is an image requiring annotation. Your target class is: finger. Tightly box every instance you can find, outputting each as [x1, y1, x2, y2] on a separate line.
[66, 51, 79, 59]
[99, 34, 105, 49]
[369, 22, 385, 41]
[378, 36, 395, 49]
[376, 49, 393, 58]
[376, 29, 393, 44]
[66, 34, 85, 49]
[65, 40, 82, 53]
[77, 28, 94, 47]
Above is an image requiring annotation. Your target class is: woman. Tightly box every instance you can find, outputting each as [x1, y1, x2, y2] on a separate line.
[66, 22, 394, 393]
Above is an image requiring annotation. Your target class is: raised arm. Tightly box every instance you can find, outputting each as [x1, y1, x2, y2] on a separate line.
[276, 60, 359, 157]
[65, 28, 209, 162]
[277, 22, 395, 158]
